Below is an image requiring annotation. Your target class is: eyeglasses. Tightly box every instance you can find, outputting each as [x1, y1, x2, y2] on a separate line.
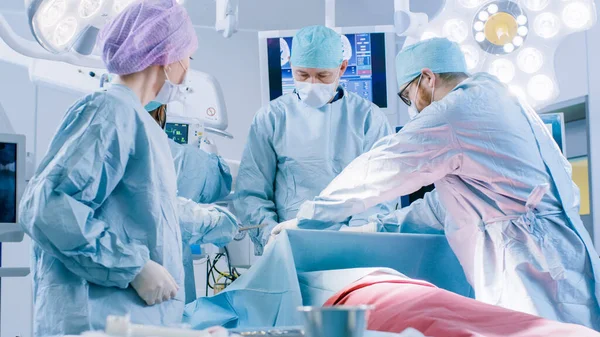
[397, 75, 420, 106]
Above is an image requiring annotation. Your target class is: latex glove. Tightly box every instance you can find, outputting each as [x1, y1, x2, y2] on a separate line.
[270, 218, 299, 236]
[265, 233, 276, 250]
[339, 222, 378, 233]
[131, 260, 178, 306]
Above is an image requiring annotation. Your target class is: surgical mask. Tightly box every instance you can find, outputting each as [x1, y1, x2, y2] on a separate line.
[408, 75, 435, 120]
[407, 102, 419, 120]
[295, 81, 338, 108]
[155, 62, 188, 104]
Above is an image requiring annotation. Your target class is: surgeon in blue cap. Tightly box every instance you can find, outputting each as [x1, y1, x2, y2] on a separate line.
[146, 101, 238, 304]
[234, 25, 394, 255]
[289, 38, 600, 329]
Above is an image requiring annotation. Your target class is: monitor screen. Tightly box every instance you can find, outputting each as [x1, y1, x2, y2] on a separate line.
[0, 142, 17, 223]
[266, 33, 388, 108]
[540, 113, 565, 154]
[165, 123, 189, 145]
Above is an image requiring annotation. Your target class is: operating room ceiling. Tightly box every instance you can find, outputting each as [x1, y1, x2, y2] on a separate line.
[0, 0, 443, 34]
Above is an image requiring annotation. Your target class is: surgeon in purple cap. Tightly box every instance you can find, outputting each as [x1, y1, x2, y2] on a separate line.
[18, 1, 198, 335]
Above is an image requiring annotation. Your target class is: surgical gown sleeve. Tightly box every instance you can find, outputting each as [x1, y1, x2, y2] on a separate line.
[370, 189, 445, 234]
[297, 107, 463, 225]
[347, 104, 395, 227]
[170, 140, 232, 204]
[178, 197, 239, 247]
[19, 97, 149, 289]
[233, 108, 279, 251]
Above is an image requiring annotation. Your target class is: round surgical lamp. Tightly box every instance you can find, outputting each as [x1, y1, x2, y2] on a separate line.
[26, 0, 185, 55]
[417, 0, 597, 107]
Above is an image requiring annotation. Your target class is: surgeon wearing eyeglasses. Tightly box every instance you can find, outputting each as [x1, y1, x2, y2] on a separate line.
[280, 38, 600, 329]
[234, 25, 394, 255]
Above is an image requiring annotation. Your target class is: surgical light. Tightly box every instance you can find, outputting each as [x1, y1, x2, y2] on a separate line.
[28, 0, 145, 53]
[474, 21, 485, 31]
[513, 36, 524, 46]
[418, 0, 597, 107]
[517, 48, 544, 74]
[79, 0, 103, 18]
[113, 0, 136, 13]
[475, 32, 485, 42]
[518, 26, 529, 36]
[53, 17, 78, 46]
[421, 31, 438, 40]
[534, 12, 561, 38]
[39, 0, 66, 28]
[479, 11, 490, 21]
[461, 44, 480, 70]
[459, 0, 484, 9]
[509, 85, 526, 99]
[443, 19, 469, 43]
[528, 75, 554, 101]
[524, 0, 550, 11]
[489, 59, 515, 83]
[562, 2, 592, 29]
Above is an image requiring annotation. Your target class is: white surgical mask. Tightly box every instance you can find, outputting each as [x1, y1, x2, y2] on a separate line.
[295, 81, 337, 108]
[407, 75, 436, 120]
[408, 103, 419, 119]
[155, 62, 188, 104]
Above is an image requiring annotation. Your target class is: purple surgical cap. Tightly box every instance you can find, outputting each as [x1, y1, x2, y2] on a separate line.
[98, 0, 198, 75]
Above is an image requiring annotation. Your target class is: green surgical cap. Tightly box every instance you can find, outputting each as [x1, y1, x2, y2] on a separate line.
[290, 25, 343, 69]
[145, 101, 163, 112]
[395, 38, 468, 87]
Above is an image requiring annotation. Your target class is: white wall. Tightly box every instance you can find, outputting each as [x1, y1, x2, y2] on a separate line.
[190, 29, 262, 160]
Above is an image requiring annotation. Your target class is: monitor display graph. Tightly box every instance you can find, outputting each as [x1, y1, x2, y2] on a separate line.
[165, 123, 189, 145]
[0, 142, 17, 224]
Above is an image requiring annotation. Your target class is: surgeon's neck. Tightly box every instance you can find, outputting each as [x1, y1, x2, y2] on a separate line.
[435, 76, 468, 100]
[116, 69, 161, 107]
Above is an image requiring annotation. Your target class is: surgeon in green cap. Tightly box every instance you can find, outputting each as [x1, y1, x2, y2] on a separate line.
[288, 37, 600, 329]
[234, 25, 394, 255]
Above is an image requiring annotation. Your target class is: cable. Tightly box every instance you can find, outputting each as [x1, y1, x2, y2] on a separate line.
[205, 256, 211, 296]
[223, 247, 235, 282]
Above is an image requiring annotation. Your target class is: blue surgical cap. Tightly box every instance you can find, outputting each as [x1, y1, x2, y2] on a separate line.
[395, 38, 468, 87]
[290, 25, 343, 69]
[145, 101, 163, 112]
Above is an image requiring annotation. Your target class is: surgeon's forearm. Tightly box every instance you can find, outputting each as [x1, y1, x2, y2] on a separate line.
[59, 228, 150, 288]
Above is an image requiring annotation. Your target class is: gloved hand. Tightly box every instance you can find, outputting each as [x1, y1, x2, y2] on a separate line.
[265, 233, 276, 250]
[131, 260, 179, 306]
[339, 222, 378, 233]
[270, 218, 299, 236]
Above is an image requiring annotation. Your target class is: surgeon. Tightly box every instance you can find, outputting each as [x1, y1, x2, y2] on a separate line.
[234, 25, 393, 255]
[18, 1, 198, 335]
[287, 38, 600, 329]
[146, 101, 238, 303]
[146, 102, 233, 204]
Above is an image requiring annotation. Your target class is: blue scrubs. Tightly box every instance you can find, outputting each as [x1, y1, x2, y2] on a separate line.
[19, 85, 185, 336]
[234, 88, 394, 255]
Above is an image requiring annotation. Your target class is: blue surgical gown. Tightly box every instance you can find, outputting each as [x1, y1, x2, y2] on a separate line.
[170, 139, 232, 204]
[234, 89, 394, 255]
[297, 74, 600, 329]
[19, 85, 185, 337]
[168, 140, 235, 303]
